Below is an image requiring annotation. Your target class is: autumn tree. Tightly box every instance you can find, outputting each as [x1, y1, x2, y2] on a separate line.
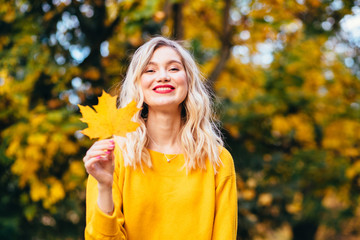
[214, 1, 360, 239]
[1, 0, 360, 239]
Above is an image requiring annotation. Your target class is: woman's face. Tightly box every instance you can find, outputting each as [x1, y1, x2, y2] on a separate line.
[140, 46, 188, 112]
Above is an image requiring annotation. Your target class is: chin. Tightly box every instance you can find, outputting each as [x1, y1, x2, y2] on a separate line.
[148, 101, 182, 110]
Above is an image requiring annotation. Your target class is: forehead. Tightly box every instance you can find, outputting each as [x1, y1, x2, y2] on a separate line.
[148, 46, 183, 64]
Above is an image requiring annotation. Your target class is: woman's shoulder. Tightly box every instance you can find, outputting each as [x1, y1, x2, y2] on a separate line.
[218, 146, 233, 161]
[216, 146, 235, 179]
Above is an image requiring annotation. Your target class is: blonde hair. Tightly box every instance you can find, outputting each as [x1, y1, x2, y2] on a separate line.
[116, 36, 223, 172]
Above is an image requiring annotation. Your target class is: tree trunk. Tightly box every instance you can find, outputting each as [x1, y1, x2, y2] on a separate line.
[292, 221, 319, 240]
[172, 2, 184, 40]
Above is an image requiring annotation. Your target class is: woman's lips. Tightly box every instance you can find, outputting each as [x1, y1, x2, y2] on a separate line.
[153, 85, 175, 94]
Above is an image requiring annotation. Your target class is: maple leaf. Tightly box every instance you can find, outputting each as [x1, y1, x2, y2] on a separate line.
[78, 90, 141, 139]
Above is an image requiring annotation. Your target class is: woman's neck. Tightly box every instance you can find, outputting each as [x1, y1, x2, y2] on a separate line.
[146, 109, 182, 154]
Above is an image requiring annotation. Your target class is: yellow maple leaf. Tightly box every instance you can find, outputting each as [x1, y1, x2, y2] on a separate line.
[78, 90, 141, 139]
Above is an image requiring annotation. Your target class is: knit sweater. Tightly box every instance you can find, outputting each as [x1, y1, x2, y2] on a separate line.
[85, 146, 237, 240]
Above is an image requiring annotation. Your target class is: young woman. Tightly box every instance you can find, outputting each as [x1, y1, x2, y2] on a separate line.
[83, 37, 237, 239]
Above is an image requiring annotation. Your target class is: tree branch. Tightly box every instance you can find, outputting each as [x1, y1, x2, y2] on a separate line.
[207, 0, 233, 88]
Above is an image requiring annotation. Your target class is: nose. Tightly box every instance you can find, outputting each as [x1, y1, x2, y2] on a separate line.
[156, 69, 170, 82]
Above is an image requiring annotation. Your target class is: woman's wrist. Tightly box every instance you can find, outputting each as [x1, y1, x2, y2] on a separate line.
[97, 183, 114, 215]
[98, 182, 113, 192]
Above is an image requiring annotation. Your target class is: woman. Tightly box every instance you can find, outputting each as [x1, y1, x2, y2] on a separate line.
[83, 36, 237, 239]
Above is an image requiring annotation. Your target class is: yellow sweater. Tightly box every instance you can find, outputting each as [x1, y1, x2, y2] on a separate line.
[85, 147, 237, 240]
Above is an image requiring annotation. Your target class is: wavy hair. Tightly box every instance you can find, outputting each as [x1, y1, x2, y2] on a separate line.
[115, 36, 223, 172]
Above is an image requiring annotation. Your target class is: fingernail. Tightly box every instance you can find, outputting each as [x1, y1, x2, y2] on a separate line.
[105, 151, 110, 154]
[110, 139, 114, 143]
[96, 156, 101, 159]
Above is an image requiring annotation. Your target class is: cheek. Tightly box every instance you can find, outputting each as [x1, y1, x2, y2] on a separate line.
[178, 73, 188, 88]
[180, 76, 189, 101]
[182, 75, 189, 92]
[140, 76, 151, 91]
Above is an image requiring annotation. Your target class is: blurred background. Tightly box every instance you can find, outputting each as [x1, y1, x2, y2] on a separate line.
[1, 0, 360, 239]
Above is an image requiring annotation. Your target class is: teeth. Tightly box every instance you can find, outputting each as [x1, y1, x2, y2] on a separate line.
[155, 87, 172, 91]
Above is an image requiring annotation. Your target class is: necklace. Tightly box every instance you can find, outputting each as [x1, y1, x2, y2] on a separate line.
[163, 154, 178, 162]
[147, 134, 178, 163]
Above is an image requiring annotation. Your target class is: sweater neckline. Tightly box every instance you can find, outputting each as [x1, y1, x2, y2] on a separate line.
[145, 148, 186, 176]
[146, 148, 183, 156]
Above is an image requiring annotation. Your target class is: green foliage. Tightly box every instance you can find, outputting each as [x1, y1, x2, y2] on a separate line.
[1, 0, 360, 239]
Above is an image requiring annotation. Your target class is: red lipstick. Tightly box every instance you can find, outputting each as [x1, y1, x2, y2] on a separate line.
[153, 84, 175, 94]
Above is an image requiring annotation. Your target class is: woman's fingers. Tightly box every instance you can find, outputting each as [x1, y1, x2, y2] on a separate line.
[84, 149, 112, 160]
[84, 156, 103, 171]
[82, 139, 115, 186]
[84, 154, 112, 171]
[84, 157, 114, 186]
[83, 139, 115, 163]
[93, 139, 115, 148]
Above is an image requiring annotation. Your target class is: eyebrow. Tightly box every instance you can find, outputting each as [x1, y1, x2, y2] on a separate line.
[147, 60, 183, 66]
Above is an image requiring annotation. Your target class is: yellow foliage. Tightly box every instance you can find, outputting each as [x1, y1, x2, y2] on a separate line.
[105, 0, 121, 23]
[69, 161, 86, 177]
[322, 120, 360, 155]
[83, 67, 101, 80]
[1, 6, 16, 23]
[215, 59, 264, 103]
[11, 157, 39, 187]
[2, 105, 87, 208]
[308, 0, 321, 7]
[346, 160, 360, 179]
[343, 148, 359, 157]
[6, 136, 20, 156]
[60, 139, 79, 155]
[321, 187, 350, 210]
[30, 114, 47, 127]
[224, 123, 240, 138]
[236, 174, 245, 190]
[303, 69, 326, 94]
[238, 176, 257, 201]
[30, 179, 48, 202]
[0, 68, 14, 94]
[45, 141, 59, 160]
[245, 140, 256, 153]
[247, 177, 257, 188]
[263, 154, 272, 162]
[272, 115, 292, 135]
[183, 0, 222, 49]
[128, 30, 143, 46]
[272, 113, 315, 148]
[63, 161, 86, 191]
[290, 114, 315, 147]
[252, 101, 277, 115]
[241, 189, 256, 201]
[43, 11, 55, 21]
[27, 133, 48, 146]
[258, 193, 273, 206]
[43, 178, 66, 209]
[25, 145, 42, 162]
[286, 192, 303, 214]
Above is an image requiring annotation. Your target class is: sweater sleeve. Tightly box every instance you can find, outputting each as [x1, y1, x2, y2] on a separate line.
[84, 148, 127, 240]
[212, 148, 238, 240]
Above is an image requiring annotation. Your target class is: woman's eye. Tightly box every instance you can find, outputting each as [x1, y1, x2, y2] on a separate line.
[145, 69, 154, 73]
[170, 68, 179, 71]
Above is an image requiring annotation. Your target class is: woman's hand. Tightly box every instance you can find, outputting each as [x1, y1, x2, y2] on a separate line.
[83, 139, 115, 189]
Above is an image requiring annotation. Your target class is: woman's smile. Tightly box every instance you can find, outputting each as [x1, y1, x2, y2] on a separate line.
[153, 84, 175, 93]
[140, 46, 188, 110]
